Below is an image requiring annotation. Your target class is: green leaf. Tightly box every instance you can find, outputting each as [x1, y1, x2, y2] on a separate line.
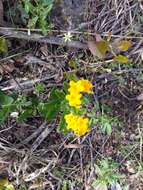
[0, 106, 11, 124]
[39, 19, 48, 35]
[61, 180, 69, 190]
[42, 0, 53, 7]
[38, 88, 65, 121]
[0, 91, 14, 124]
[88, 40, 110, 59]
[34, 83, 45, 93]
[64, 72, 78, 81]
[37, 87, 65, 121]
[49, 88, 65, 102]
[77, 108, 87, 115]
[116, 40, 132, 51]
[58, 110, 69, 133]
[96, 41, 110, 56]
[82, 96, 90, 105]
[102, 122, 112, 135]
[0, 91, 14, 106]
[114, 55, 129, 63]
[5, 184, 15, 190]
[44, 3, 53, 13]
[18, 108, 33, 123]
[0, 178, 9, 188]
[24, 0, 30, 13]
[68, 59, 77, 69]
[38, 101, 60, 121]
[0, 38, 8, 53]
[63, 82, 69, 94]
[27, 16, 38, 28]
[30, 94, 39, 107]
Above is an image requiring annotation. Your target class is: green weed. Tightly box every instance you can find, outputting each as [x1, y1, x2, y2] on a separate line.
[92, 158, 123, 189]
[22, 0, 53, 34]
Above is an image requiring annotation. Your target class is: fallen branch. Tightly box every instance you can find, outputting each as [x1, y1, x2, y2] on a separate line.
[0, 28, 88, 49]
[31, 124, 55, 152]
[0, 75, 57, 91]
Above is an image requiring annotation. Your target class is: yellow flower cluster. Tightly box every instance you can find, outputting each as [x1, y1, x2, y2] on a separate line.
[64, 113, 89, 136]
[64, 79, 93, 136]
[66, 79, 93, 108]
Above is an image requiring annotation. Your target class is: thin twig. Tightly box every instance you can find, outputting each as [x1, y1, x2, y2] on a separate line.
[31, 124, 56, 152]
[17, 122, 47, 148]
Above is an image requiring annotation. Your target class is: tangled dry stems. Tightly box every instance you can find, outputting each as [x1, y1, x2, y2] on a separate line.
[0, 0, 143, 189]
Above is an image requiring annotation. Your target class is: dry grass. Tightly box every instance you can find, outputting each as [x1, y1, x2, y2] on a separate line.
[0, 0, 143, 189]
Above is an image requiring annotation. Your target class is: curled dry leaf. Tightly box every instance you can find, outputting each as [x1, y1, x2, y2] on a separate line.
[88, 39, 110, 59]
[113, 39, 132, 52]
[117, 40, 132, 51]
[14, 57, 26, 67]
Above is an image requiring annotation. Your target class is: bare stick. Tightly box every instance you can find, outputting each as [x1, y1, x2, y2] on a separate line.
[0, 28, 88, 49]
[0, 75, 57, 91]
[31, 124, 55, 152]
[17, 122, 47, 147]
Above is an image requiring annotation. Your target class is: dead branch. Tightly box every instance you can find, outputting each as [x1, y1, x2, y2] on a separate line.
[0, 75, 57, 91]
[31, 124, 55, 152]
[0, 27, 88, 49]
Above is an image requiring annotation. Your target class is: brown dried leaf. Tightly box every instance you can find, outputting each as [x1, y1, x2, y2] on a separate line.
[0, 61, 15, 74]
[14, 57, 26, 66]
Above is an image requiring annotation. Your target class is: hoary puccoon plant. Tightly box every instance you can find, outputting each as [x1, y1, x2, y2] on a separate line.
[0, 78, 118, 136]
[60, 78, 119, 136]
[64, 79, 93, 136]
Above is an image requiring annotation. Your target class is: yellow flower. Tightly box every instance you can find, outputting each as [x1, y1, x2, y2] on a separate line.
[77, 79, 93, 93]
[66, 79, 93, 108]
[64, 113, 76, 129]
[66, 92, 82, 108]
[64, 113, 89, 136]
[68, 79, 93, 94]
[75, 117, 89, 136]
[68, 80, 83, 94]
[64, 113, 74, 123]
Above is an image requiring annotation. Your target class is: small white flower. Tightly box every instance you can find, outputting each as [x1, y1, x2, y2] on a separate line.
[63, 31, 73, 42]
[28, 29, 31, 36]
[10, 112, 19, 118]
